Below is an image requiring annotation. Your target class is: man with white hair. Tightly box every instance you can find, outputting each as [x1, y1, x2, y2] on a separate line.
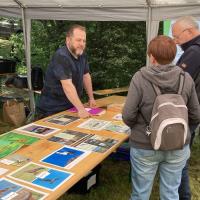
[172, 16, 200, 200]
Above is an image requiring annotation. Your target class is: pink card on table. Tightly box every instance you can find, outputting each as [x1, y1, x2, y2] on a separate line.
[68, 107, 105, 115]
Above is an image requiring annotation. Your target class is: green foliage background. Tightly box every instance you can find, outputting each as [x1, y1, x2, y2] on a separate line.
[9, 21, 147, 90]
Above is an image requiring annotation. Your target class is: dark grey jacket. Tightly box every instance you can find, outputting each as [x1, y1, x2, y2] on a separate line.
[122, 64, 200, 149]
[177, 35, 200, 102]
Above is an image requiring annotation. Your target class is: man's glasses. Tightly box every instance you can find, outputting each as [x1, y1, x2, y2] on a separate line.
[173, 28, 191, 41]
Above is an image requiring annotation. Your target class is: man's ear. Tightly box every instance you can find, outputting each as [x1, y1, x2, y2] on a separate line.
[66, 37, 70, 45]
[149, 54, 157, 64]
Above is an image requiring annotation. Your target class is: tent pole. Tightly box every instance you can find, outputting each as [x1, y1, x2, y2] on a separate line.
[21, 8, 35, 113]
[146, 0, 152, 66]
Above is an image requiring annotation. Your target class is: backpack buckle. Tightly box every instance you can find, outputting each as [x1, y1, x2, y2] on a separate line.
[146, 126, 151, 136]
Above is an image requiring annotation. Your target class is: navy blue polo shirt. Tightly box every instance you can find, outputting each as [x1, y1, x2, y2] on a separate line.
[37, 46, 89, 115]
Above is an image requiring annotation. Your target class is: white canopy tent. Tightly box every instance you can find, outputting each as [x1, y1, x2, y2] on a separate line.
[0, 0, 200, 111]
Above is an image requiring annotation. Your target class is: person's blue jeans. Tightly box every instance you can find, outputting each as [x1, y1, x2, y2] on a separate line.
[130, 145, 190, 200]
[178, 125, 197, 200]
[179, 161, 190, 200]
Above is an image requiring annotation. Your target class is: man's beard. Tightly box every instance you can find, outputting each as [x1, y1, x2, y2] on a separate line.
[69, 45, 84, 57]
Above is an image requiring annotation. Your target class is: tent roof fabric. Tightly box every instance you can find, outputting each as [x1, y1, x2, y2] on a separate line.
[1, 0, 200, 21]
[1, 0, 200, 7]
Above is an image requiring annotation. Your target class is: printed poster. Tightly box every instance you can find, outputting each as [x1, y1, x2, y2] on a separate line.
[0, 168, 8, 176]
[104, 122, 130, 134]
[41, 146, 90, 169]
[0, 154, 31, 167]
[16, 123, 60, 137]
[77, 118, 110, 131]
[44, 114, 79, 125]
[0, 132, 39, 159]
[7, 162, 73, 191]
[75, 135, 118, 153]
[48, 130, 92, 146]
[0, 178, 48, 200]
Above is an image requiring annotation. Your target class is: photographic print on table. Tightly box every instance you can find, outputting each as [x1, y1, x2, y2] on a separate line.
[75, 135, 118, 153]
[16, 123, 61, 137]
[48, 130, 92, 146]
[0, 154, 31, 167]
[44, 114, 79, 125]
[0, 132, 39, 159]
[0, 168, 8, 176]
[7, 162, 73, 191]
[41, 146, 90, 169]
[0, 178, 48, 200]
[77, 118, 110, 131]
[104, 122, 130, 134]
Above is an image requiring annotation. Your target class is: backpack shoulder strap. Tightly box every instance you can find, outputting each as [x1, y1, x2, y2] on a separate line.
[151, 83, 161, 95]
[177, 72, 185, 95]
[153, 72, 185, 95]
[139, 69, 161, 96]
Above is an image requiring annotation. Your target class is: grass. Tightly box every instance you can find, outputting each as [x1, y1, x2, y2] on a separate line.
[189, 135, 200, 200]
[0, 120, 199, 200]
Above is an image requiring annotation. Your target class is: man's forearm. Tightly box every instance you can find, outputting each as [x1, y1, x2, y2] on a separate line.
[61, 80, 85, 111]
[83, 73, 94, 100]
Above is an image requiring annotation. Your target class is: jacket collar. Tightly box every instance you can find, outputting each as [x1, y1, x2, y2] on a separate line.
[180, 35, 200, 51]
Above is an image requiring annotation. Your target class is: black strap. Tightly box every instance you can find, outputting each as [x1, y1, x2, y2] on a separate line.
[139, 110, 149, 126]
[177, 72, 185, 95]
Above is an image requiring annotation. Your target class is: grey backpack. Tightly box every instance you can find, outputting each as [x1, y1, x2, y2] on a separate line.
[146, 73, 188, 150]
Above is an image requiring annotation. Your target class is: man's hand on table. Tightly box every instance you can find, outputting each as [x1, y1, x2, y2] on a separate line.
[78, 108, 91, 118]
[88, 98, 97, 108]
